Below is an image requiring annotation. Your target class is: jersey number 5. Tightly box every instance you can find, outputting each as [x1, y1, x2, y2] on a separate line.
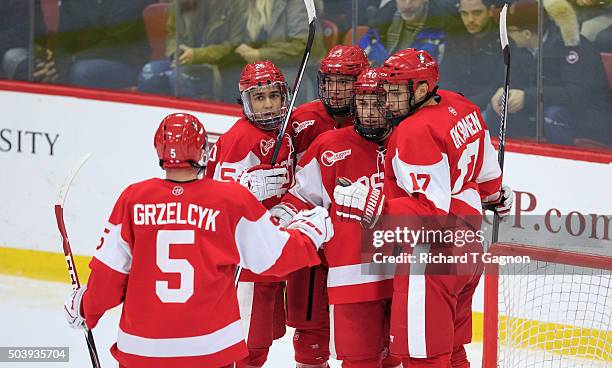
[156, 230, 195, 303]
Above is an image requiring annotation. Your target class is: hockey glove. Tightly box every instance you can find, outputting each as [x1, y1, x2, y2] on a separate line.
[333, 178, 385, 229]
[64, 286, 86, 329]
[270, 202, 298, 227]
[483, 184, 513, 218]
[286, 207, 334, 250]
[239, 164, 289, 201]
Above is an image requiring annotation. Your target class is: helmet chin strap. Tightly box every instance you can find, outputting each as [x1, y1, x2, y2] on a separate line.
[323, 103, 352, 120]
[388, 82, 439, 126]
[408, 84, 439, 114]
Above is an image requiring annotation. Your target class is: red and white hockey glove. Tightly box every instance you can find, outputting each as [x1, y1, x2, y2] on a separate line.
[286, 207, 334, 250]
[270, 202, 298, 227]
[239, 164, 289, 202]
[483, 184, 513, 218]
[333, 178, 385, 229]
[64, 286, 86, 329]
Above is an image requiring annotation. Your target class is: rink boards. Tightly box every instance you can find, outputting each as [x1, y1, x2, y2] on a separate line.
[0, 82, 610, 350]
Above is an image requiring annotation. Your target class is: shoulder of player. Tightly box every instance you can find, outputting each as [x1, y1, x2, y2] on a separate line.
[291, 100, 325, 118]
[198, 178, 258, 206]
[438, 89, 477, 107]
[215, 118, 267, 152]
[218, 117, 258, 141]
[291, 100, 332, 134]
[120, 178, 163, 197]
[307, 126, 353, 151]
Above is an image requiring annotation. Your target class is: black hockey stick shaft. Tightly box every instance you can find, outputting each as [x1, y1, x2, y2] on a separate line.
[271, 1, 318, 317]
[54, 154, 102, 368]
[270, 3, 317, 165]
[492, 4, 510, 244]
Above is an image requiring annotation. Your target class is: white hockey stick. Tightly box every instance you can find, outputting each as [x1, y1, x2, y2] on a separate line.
[54, 153, 101, 368]
[492, 4, 510, 244]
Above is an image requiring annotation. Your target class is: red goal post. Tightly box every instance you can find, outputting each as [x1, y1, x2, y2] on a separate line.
[482, 242, 612, 368]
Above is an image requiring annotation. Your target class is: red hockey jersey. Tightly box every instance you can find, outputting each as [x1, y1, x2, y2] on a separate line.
[290, 100, 353, 159]
[205, 117, 295, 281]
[82, 178, 320, 368]
[206, 117, 295, 209]
[384, 89, 502, 225]
[282, 127, 394, 304]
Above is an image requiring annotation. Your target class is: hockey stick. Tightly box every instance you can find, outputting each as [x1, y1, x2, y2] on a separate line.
[491, 4, 510, 244]
[270, 0, 317, 165]
[235, 0, 318, 287]
[54, 153, 102, 368]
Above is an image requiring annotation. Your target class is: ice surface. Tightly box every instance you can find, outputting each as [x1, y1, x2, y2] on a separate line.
[0, 275, 484, 367]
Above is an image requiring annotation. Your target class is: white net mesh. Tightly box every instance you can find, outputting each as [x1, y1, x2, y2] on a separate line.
[496, 255, 612, 368]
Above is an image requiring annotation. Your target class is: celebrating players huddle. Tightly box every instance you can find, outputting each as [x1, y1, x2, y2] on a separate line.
[64, 45, 513, 368]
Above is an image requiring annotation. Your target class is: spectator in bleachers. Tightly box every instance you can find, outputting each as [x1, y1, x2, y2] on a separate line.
[367, 0, 460, 62]
[573, 0, 612, 52]
[0, 0, 56, 82]
[321, 0, 380, 35]
[488, 0, 611, 146]
[138, 0, 247, 100]
[53, 0, 154, 89]
[439, 0, 505, 111]
[223, 0, 326, 104]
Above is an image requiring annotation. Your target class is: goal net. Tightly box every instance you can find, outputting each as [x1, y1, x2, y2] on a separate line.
[483, 243, 612, 368]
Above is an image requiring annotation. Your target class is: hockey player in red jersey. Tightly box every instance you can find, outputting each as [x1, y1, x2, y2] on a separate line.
[63, 113, 334, 368]
[333, 49, 513, 367]
[275, 69, 401, 368]
[205, 61, 296, 367]
[291, 45, 370, 159]
[272, 45, 370, 368]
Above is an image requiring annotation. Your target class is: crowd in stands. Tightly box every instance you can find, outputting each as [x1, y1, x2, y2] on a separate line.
[1, 0, 610, 147]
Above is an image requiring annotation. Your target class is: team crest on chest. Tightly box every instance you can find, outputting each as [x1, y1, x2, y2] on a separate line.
[321, 149, 352, 167]
[260, 138, 275, 156]
[292, 119, 315, 136]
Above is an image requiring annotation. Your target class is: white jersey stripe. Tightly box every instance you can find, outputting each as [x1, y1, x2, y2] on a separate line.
[329, 304, 337, 359]
[289, 158, 332, 209]
[94, 222, 132, 274]
[212, 151, 261, 182]
[116, 320, 244, 357]
[476, 130, 502, 184]
[452, 187, 483, 214]
[237, 282, 255, 344]
[327, 263, 395, 288]
[392, 150, 451, 213]
[235, 213, 289, 273]
[407, 244, 430, 358]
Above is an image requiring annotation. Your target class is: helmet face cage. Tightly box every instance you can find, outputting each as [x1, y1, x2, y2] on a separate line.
[241, 81, 291, 131]
[317, 71, 356, 118]
[196, 136, 209, 169]
[376, 80, 416, 126]
[353, 93, 390, 142]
